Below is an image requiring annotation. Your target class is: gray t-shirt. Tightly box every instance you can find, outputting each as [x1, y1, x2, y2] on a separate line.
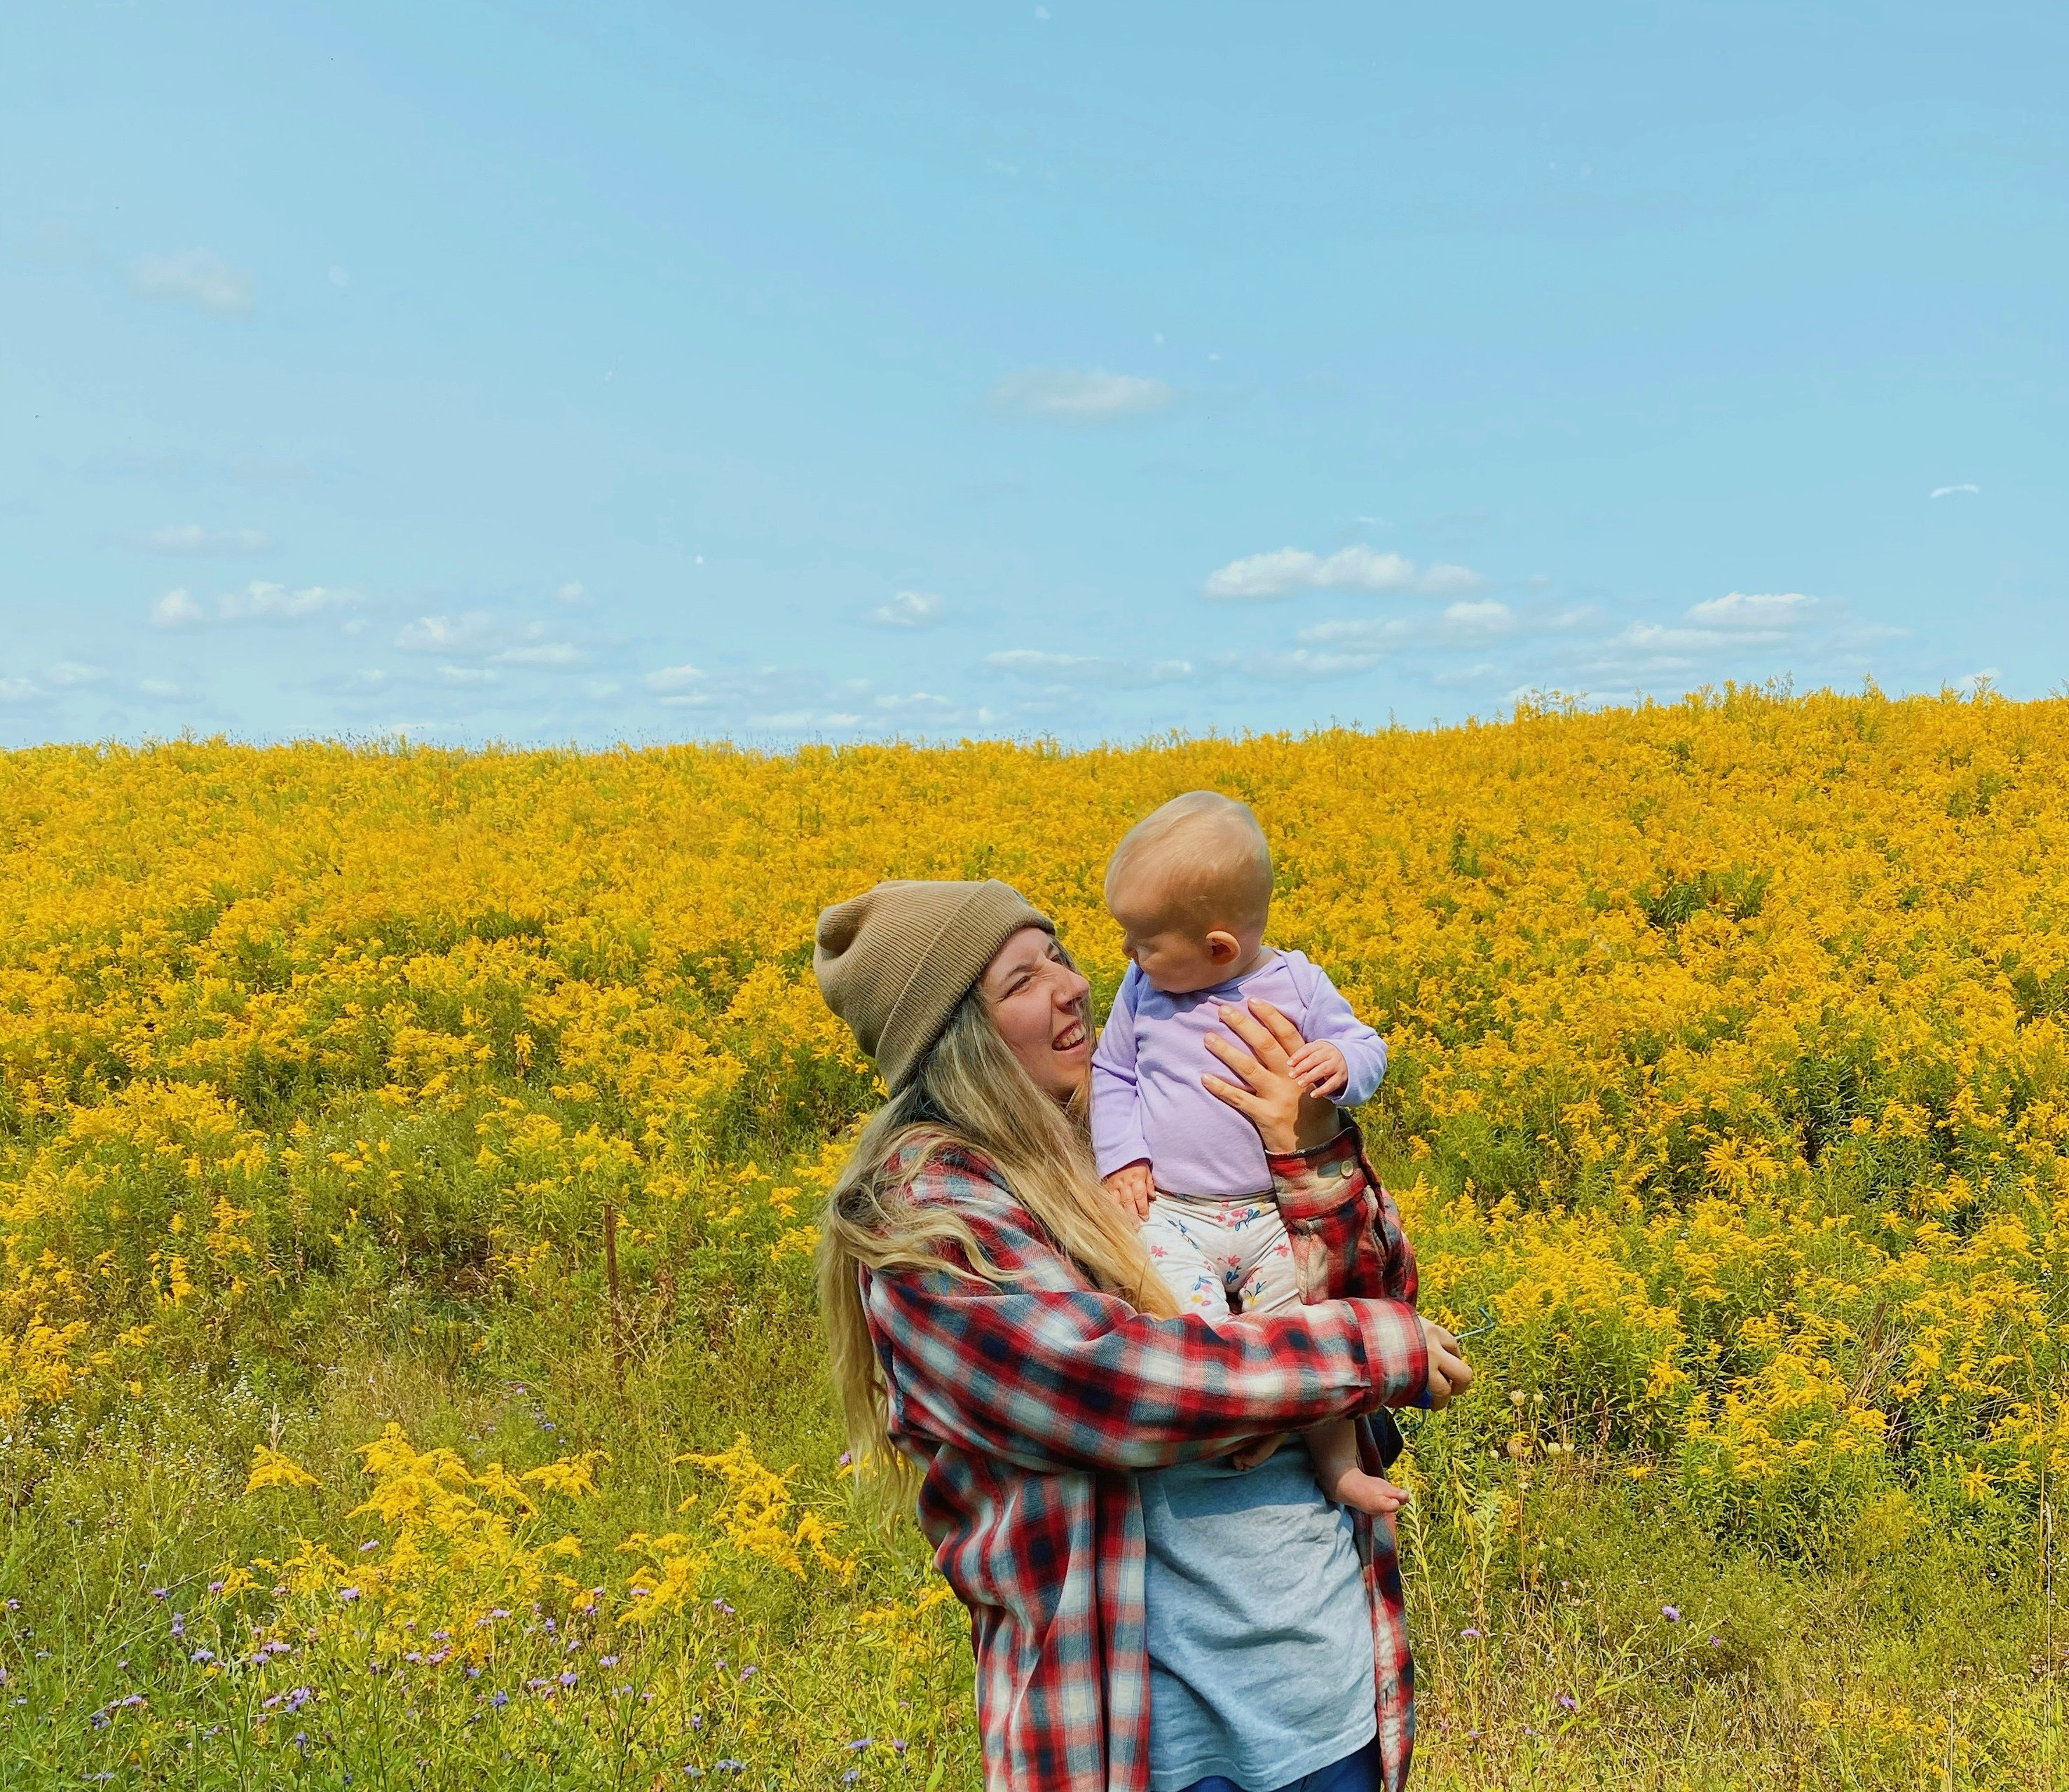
[1140, 1449, 1376, 1792]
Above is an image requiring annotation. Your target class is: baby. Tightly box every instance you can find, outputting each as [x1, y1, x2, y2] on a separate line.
[1093, 791, 1407, 1517]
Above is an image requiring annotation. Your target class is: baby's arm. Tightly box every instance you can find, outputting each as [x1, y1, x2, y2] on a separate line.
[1304, 1417, 1409, 1516]
[1292, 965, 1388, 1107]
[1091, 968, 1155, 1217]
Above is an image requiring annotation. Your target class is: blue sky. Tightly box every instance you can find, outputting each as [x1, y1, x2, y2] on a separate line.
[4, 1, 2063, 748]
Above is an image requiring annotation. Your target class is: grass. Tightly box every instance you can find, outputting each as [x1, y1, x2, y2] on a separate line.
[1, 1148, 2056, 1789]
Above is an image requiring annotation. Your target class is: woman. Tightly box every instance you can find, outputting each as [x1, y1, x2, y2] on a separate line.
[813, 879, 1470, 1792]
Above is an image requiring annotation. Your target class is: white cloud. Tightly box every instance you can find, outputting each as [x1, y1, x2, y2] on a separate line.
[491, 641, 584, 668]
[752, 709, 867, 731]
[137, 678, 184, 700]
[1930, 484, 1981, 499]
[1684, 591, 1819, 632]
[219, 582, 354, 622]
[1440, 599, 1514, 634]
[151, 589, 206, 629]
[556, 581, 589, 606]
[989, 369, 1173, 420]
[397, 613, 501, 655]
[129, 249, 254, 316]
[437, 666, 500, 685]
[1297, 617, 1414, 650]
[644, 663, 704, 692]
[987, 648, 1196, 688]
[870, 590, 943, 628]
[874, 690, 955, 711]
[0, 678, 48, 706]
[155, 582, 354, 627]
[146, 524, 271, 555]
[1228, 648, 1382, 681]
[46, 662, 107, 687]
[1203, 545, 1482, 602]
[1421, 563, 1489, 596]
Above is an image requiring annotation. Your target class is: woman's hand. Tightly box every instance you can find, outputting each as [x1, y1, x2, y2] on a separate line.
[1419, 1319, 1473, 1408]
[1200, 998, 1341, 1154]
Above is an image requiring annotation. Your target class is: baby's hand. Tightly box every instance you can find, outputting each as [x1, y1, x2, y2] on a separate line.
[1102, 1160, 1154, 1220]
[1287, 1039, 1349, 1100]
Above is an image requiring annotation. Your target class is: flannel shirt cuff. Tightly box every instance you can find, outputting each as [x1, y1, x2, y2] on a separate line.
[1265, 1121, 1367, 1228]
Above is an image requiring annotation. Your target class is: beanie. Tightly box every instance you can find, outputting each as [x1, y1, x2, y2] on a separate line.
[813, 880, 1056, 1093]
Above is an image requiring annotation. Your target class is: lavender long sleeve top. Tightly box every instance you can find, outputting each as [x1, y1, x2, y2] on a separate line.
[1091, 949, 1388, 1198]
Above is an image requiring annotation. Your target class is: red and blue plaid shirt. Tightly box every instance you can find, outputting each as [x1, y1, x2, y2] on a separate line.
[861, 1126, 1428, 1791]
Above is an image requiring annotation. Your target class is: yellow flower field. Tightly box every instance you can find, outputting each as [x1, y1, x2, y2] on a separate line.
[0, 685, 2061, 1788]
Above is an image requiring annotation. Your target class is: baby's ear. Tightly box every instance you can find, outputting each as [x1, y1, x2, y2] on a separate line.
[1205, 929, 1241, 964]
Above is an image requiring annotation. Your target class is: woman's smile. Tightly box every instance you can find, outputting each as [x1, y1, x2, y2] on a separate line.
[1053, 1017, 1089, 1054]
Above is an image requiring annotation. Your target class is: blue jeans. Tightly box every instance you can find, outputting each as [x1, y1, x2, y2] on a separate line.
[1178, 1737, 1380, 1792]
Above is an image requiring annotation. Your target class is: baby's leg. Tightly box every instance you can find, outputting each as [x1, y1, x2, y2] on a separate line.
[1138, 1196, 1234, 1319]
[1231, 1202, 1409, 1516]
[1305, 1418, 1410, 1517]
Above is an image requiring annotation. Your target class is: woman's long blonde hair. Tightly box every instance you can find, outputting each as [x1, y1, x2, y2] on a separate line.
[817, 971, 1180, 1507]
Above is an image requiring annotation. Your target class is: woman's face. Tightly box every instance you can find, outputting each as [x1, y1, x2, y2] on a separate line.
[979, 926, 1093, 1102]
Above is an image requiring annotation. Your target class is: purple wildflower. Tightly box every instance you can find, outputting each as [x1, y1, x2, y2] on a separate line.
[599, 1655, 619, 1667]
[338, 1587, 361, 1604]
[490, 1690, 508, 1709]
[1557, 1694, 1577, 1711]
[559, 1670, 578, 1689]
[1662, 1606, 1681, 1622]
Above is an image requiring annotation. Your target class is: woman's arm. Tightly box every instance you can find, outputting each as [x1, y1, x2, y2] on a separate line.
[1268, 1126, 1416, 1308]
[863, 1175, 1428, 1477]
[1204, 997, 1470, 1403]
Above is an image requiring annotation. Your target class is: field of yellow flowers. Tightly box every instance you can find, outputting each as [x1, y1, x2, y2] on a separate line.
[0, 686, 2061, 1789]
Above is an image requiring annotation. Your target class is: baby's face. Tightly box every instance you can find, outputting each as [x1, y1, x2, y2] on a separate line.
[1115, 917, 1228, 994]
[1107, 877, 1245, 994]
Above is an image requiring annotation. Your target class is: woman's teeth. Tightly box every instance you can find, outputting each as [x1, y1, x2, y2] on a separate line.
[1054, 1022, 1086, 1051]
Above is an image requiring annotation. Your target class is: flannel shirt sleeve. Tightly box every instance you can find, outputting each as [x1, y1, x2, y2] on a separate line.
[1090, 966, 1153, 1179]
[1297, 963, 1388, 1109]
[1269, 1122, 1421, 1313]
[864, 1179, 1426, 1477]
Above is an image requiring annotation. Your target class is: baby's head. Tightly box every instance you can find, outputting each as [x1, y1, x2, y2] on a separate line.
[1104, 791, 1273, 994]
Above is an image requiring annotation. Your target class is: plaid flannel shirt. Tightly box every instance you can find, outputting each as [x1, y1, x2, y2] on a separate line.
[861, 1124, 1427, 1792]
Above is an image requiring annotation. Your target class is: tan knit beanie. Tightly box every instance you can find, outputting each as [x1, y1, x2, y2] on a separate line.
[813, 880, 1056, 1093]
